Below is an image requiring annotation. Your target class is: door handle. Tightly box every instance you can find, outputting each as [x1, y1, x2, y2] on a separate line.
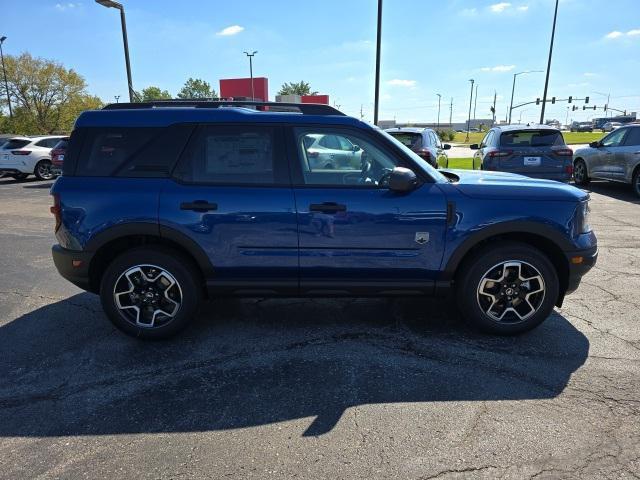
[180, 200, 218, 212]
[309, 202, 347, 213]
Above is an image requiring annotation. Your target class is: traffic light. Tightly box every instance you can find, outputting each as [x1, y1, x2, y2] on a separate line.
[568, 96, 572, 103]
[490, 106, 495, 114]
[604, 104, 608, 112]
[585, 96, 589, 104]
[536, 98, 540, 105]
[572, 105, 578, 111]
[551, 97, 556, 104]
[582, 106, 586, 110]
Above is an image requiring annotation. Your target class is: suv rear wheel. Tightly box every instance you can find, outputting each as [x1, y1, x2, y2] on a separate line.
[100, 246, 202, 339]
[34, 160, 55, 181]
[456, 242, 559, 335]
[573, 159, 590, 186]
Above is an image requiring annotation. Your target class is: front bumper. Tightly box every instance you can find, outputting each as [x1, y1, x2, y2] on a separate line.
[565, 245, 598, 295]
[52, 244, 94, 292]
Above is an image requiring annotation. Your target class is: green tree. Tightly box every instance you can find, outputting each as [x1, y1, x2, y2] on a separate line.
[0, 52, 102, 134]
[136, 86, 172, 102]
[277, 81, 318, 96]
[177, 77, 217, 99]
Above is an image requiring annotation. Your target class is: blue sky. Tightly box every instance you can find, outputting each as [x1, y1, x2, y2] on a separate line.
[1, 0, 639, 124]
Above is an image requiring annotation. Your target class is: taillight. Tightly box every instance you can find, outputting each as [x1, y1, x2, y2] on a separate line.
[488, 149, 513, 158]
[50, 193, 61, 232]
[553, 148, 573, 156]
[565, 164, 574, 175]
[416, 148, 431, 160]
[12, 150, 31, 155]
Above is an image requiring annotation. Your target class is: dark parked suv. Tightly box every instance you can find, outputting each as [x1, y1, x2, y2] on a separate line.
[471, 125, 574, 182]
[385, 127, 450, 168]
[51, 101, 597, 339]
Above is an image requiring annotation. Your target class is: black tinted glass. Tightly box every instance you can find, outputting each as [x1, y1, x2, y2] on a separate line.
[500, 130, 564, 147]
[174, 125, 277, 185]
[4, 139, 30, 150]
[52, 139, 69, 150]
[624, 128, 640, 146]
[388, 132, 422, 148]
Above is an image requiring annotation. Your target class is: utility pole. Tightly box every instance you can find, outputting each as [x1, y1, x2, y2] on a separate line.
[540, 0, 559, 124]
[465, 79, 474, 142]
[360, 104, 364, 120]
[436, 93, 441, 129]
[373, 0, 383, 125]
[449, 97, 453, 126]
[473, 83, 478, 120]
[243, 51, 257, 100]
[492, 91, 497, 124]
[0, 36, 12, 119]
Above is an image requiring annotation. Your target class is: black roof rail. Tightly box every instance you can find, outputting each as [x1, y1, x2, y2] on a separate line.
[102, 100, 345, 116]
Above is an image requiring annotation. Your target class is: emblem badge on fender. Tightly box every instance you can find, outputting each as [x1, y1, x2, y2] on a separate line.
[415, 232, 429, 245]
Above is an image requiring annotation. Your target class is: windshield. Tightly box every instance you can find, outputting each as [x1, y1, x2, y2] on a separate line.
[386, 132, 422, 148]
[374, 127, 447, 182]
[500, 130, 565, 147]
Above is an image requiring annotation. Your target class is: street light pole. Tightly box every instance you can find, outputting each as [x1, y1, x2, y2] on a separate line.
[436, 93, 441, 129]
[473, 83, 478, 120]
[95, 0, 134, 102]
[0, 36, 12, 119]
[243, 51, 257, 100]
[465, 79, 474, 142]
[114, 95, 120, 103]
[539, 0, 559, 124]
[449, 97, 453, 126]
[373, 0, 383, 125]
[508, 70, 543, 124]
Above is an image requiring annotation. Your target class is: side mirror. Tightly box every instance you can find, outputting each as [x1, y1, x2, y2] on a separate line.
[443, 144, 451, 150]
[388, 167, 417, 192]
[469, 143, 479, 150]
[353, 144, 361, 152]
[589, 141, 600, 148]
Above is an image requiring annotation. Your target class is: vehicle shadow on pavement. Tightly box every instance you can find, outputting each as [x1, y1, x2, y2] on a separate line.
[584, 180, 640, 204]
[0, 293, 589, 438]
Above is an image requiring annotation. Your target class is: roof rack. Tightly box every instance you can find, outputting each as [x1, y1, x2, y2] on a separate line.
[102, 100, 345, 116]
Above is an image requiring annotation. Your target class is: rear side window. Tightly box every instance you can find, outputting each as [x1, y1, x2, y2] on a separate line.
[500, 130, 564, 147]
[4, 139, 30, 150]
[173, 125, 284, 185]
[52, 139, 69, 150]
[623, 128, 640, 146]
[387, 132, 422, 149]
[75, 126, 193, 177]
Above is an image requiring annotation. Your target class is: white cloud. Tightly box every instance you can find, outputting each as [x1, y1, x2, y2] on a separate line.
[627, 29, 640, 36]
[567, 82, 589, 88]
[387, 79, 417, 87]
[490, 2, 511, 13]
[517, 5, 529, 11]
[216, 25, 244, 36]
[604, 31, 623, 39]
[460, 7, 477, 16]
[480, 64, 515, 72]
[55, 2, 79, 10]
[583, 72, 597, 77]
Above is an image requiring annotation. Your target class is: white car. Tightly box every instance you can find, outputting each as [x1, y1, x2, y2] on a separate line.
[601, 122, 623, 132]
[303, 133, 362, 169]
[0, 135, 66, 180]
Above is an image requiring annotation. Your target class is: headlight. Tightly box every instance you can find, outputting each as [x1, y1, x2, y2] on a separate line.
[576, 200, 591, 234]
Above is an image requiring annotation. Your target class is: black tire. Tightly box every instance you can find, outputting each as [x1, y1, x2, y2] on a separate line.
[10, 173, 29, 181]
[456, 242, 559, 335]
[573, 159, 590, 186]
[34, 160, 55, 181]
[632, 168, 640, 198]
[99, 246, 202, 339]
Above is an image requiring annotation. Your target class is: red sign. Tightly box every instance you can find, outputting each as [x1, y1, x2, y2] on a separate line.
[219, 77, 269, 101]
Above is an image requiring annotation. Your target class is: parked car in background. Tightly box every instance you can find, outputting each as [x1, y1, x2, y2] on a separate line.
[385, 127, 450, 168]
[573, 124, 640, 197]
[50, 137, 69, 176]
[51, 100, 596, 339]
[601, 121, 623, 132]
[0, 135, 66, 180]
[470, 125, 573, 182]
[570, 121, 594, 133]
[303, 133, 362, 169]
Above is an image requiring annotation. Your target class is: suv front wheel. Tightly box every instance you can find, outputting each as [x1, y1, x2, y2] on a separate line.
[100, 246, 202, 339]
[456, 242, 559, 335]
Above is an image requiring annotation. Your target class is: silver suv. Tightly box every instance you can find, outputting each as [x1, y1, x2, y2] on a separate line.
[573, 125, 640, 197]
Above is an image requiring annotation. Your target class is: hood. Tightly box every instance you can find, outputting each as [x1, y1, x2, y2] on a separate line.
[441, 169, 588, 202]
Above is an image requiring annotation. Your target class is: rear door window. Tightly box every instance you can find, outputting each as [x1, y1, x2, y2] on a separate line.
[623, 128, 640, 146]
[500, 130, 564, 147]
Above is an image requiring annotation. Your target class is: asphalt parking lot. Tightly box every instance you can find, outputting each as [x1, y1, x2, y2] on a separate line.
[0, 176, 638, 479]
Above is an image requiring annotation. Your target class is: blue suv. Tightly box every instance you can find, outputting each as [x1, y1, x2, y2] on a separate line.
[51, 101, 597, 339]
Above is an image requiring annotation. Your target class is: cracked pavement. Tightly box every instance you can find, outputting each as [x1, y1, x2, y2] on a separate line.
[0, 177, 638, 479]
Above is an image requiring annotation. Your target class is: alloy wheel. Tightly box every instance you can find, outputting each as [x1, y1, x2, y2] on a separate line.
[574, 162, 586, 183]
[37, 162, 55, 180]
[113, 264, 182, 328]
[476, 260, 545, 323]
